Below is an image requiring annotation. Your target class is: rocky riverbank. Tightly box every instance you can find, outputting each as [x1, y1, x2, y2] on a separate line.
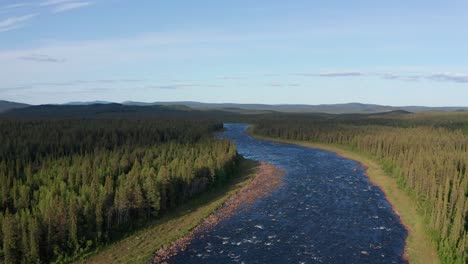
[151, 162, 285, 264]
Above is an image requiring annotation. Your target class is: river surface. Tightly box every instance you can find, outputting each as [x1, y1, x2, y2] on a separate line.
[168, 124, 407, 264]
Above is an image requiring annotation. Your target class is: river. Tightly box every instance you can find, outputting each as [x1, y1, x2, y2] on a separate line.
[167, 124, 407, 263]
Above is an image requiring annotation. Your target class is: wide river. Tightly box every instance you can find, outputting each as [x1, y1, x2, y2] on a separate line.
[168, 124, 407, 263]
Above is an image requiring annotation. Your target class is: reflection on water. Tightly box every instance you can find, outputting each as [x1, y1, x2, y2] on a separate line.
[168, 124, 406, 264]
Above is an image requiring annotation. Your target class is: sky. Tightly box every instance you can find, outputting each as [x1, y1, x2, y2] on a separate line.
[0, 0, 468, 106]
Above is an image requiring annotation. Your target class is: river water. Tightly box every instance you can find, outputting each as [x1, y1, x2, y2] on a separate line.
[168, 124, 407, 264]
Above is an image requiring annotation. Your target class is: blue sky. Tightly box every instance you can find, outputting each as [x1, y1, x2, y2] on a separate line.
[0, 0, 467, 106]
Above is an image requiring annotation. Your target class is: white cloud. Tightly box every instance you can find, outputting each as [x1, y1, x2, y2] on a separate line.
[41, 0, 78, 6]
[0, 30, 258, 66]
[0, 25, 21, 32]
[268, 82, 300, 87]
[295, 71, 468, 83]
[51, 2, 93, 13]
[0, 1, 94, 32]
[379, 72, 468, 83]
[318, 72, 363, 77]
[0, 1, 94, 33]
[40, 0, 94, 13]
[0, 79, 144, 92]
[0, 80, 219, 97]
[0, 13, 37, 31]
[380, 73, 421, 82]
[218, 76, 248, 80]
[296, 71, 364, 77]
[0, 29, 466, 98]
[1, 3, 35, 10]
[18, 54, 66, 63]
[428, 73, 468, 83]
[145, 84, 197, 90]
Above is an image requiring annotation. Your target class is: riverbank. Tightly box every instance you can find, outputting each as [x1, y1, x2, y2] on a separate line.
[151, 162, 285, 263]
[80, 158, 258, 264]
[80, 158, 285, 264]
[249, 132, 439, 264]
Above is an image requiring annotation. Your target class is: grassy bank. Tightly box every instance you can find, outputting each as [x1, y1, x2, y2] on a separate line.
[250, 132, 439, 264]
[77, 158, 258, 264]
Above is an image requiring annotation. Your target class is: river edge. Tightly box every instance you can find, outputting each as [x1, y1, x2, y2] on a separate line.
[151, 161, 285, 264]
[248, 131, 439, 264]
[80, 158, 259, 264]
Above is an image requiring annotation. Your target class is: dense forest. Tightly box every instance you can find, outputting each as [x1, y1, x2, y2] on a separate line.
[253, 112, 468, 264]
[1, 104, 466, 263]
[0, 108, 239, 263]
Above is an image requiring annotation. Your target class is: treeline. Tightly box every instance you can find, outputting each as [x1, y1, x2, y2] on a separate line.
[0, 117, 238, 263]
[253, 113, 467, 264]
[0, 118, 222, 164]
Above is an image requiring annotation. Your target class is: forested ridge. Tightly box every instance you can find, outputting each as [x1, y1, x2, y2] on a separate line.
[253, 112, 468, 264]
[0, 114, 239, 263]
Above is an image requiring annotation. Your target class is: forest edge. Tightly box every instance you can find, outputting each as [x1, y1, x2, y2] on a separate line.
[82, 158, 285, 264]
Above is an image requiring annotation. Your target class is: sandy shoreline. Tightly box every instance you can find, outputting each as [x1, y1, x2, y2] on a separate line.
[151, 162, 285, 264]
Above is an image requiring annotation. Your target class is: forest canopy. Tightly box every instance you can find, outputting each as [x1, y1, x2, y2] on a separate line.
[0, 106, 239, 263]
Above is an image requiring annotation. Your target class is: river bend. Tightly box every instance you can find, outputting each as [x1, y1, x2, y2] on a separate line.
[168, 124, 406, 264]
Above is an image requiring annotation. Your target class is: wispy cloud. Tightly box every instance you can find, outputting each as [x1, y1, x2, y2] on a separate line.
[0, 13, 37, 32]
[380, 73, 401, 80]
[217, 76, 248, 80]
[318, 71, 363, 77]
[144, 83, 223, 90]
[40, 0, 94, 13]
[0, 79, 222, 93]
[18, 54, 66, 63]
[380, 73, 421, 82]
[379, 72, 468, 83]
[295, 71, 468, 83]
[41, 0, 78, 6]
[50, 2, 93, 13]
[0, 85, 33, 93]
[36, 79, 144, 86]
[0, 1, 94, 32]
[428, 73, 468, 83]
[295, 71, 364, 77]
[268, 82, 300, 87]
[0, 25, 20, 32]
[0, 30, 255, 80]
[0, 79, 144, 92]
[262, 74, 281, 77]
[1, 3, 35, 10]
[145, 85, 191, 90]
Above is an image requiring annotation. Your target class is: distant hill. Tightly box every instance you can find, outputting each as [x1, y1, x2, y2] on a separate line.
[0, 100, 30, 113]
[121, 101, 468, 114]
[0, 103, 245, 120]
[0, 104, 189, 119]
[64, 101, 114, 105]
[2, 100, 468, 115]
